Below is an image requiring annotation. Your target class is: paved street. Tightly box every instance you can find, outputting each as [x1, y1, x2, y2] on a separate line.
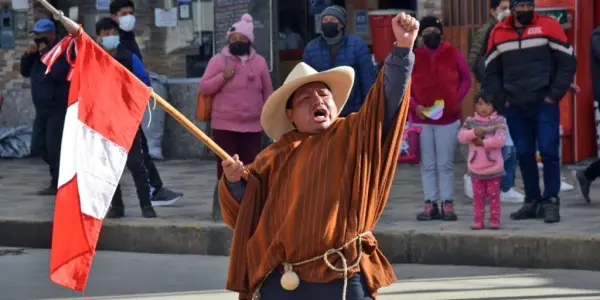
[1, 157, 599, 234]
[2, 248, 600, 300]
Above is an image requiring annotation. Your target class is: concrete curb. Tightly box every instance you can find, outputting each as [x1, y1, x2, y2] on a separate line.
[2, 219, 600, 271]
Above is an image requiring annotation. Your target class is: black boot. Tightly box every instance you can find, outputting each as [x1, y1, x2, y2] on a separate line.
[141, 206, 157, 218]
[106, 206, 125, 219]
[542, 196, 560, 223]
[509, 200, 541, 220]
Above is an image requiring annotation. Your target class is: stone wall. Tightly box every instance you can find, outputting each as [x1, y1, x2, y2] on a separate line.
[162, 79, 212, 159]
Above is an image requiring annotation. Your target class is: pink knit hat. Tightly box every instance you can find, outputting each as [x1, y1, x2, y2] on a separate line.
[227, 13, 255, 43]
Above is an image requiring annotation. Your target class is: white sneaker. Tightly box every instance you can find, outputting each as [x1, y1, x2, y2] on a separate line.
[501, 188, 525, 203]
[464, 173, 473, 199]
[560, 180, 574, 192]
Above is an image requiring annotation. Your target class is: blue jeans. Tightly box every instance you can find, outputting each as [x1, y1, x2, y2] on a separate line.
[505, 101, 561, 200]
[501, 145, 517, 192]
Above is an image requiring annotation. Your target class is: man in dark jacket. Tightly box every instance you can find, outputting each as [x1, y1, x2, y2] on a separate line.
[20, 19, 70, 195]
[483, 0, 576, 223]
[95, 17, 157, 218]
[468, 0, 510, 82]
[109, 0, 183, 206]
[573, 26, 600, 203]
[302, 5, 376, 116]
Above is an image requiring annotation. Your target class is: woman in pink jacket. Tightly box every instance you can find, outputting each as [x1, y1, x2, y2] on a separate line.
[200, 13, 273, 182]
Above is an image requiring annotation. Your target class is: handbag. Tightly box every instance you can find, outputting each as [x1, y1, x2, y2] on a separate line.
[195, 55, 229, 121]
[397, 114, 422, 165]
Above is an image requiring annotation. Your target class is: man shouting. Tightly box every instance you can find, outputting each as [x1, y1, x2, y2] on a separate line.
[218, 12, 418, 300]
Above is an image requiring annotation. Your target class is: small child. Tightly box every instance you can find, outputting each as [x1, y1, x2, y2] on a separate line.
[457, 94, 506, 229]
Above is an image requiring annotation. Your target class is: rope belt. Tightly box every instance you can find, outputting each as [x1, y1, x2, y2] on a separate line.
[252, 231, 372, 300]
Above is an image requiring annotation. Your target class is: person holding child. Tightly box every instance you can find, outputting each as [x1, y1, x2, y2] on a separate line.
[410, 16, 472, 221]
[458, 93, 506, 229]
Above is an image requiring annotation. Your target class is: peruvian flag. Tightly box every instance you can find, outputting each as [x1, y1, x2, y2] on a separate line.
[46, 32, 151, 291]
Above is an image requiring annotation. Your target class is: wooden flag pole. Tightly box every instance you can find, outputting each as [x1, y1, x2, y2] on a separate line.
[36, 0, 248, 180]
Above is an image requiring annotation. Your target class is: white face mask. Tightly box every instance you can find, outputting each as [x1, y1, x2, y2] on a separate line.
[497, 9, 510, 21]
[118, 15, 136, 32]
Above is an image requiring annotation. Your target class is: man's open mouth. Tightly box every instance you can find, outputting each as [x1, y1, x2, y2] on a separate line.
[312, 107, 329, 122]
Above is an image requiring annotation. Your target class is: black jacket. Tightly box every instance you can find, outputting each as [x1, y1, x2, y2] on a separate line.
[591, 27, 600, 101]
[119, 30, 143, 62]
[483, 13, 577, 109]
[20, 48, 70, 115]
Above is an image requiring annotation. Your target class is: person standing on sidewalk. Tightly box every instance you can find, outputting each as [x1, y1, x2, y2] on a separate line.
[573, 26, 600, 203]
[302, 5, 376, 116]
[411, 16, 472, 222]
[218, 12, 417, 299]
[109, 0, 183, 206]
[458, 93, 506, 230]
[466, 0, 524, 203]
[199, 13, 273, 221]
[94, 18, 157, 218]
[20, 19, 70, 196]
[483, 0, 576, 223]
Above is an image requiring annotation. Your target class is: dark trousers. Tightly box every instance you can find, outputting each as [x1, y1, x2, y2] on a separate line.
[505, 101, 561, 200]
[140, 129, 163, 190]
[31, 112, 66, 188]
[585, 159, 600, 182]
[112, 128, 152, 209]
[258, 271, 372, 300]
[212, 129, 263, 179]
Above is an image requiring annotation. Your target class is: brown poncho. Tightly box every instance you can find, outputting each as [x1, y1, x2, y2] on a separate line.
[219, 69, 411, 299]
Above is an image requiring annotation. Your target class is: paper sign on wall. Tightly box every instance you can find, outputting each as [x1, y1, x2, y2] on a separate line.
[354, 10, 369, 34]
[155, 8, 178, 27]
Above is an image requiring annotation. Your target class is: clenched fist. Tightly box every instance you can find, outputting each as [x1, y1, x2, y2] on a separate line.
[392, 12, 419, 48]
[222, 154, 244, 183]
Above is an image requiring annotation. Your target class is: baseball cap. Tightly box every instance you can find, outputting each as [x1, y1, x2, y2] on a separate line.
[30, 19, 56, 33]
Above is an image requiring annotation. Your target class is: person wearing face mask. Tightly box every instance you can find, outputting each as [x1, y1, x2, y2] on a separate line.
[468, 0, 510, 82]
[483, 0, 577, 223]
[108, 0, 184, 207]
[409, 16, 471, 222]
[302, 5, 376, 117]
[109, 0, 142, 61]
[199, 13, 273, 220]
[19, 19, 71, 195]
[466, 0, 524, 204]
[92, 17, 158, 218]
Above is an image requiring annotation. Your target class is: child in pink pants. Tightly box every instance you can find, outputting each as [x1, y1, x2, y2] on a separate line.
[457, 94, 506, 229]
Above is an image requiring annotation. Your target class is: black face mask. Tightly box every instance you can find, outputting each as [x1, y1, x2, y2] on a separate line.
[321, 22, 339, 38]
[229, 42, 250, 56]
[515, 10, 534, 26]
[34, 37, 50, 47]
[423, 32, 441, 49]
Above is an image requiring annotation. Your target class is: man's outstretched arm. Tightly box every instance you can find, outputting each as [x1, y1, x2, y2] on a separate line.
[382, 45, 414, 136]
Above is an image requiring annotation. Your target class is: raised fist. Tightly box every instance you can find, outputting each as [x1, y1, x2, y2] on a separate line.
[392, 12, 419, 48]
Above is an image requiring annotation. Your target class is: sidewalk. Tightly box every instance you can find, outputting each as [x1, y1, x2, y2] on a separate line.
[2, 157, 600, 270]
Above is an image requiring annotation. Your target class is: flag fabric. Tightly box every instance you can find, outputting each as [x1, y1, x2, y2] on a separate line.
[41, 34, 77, 81]
[45, 32, 151, 291]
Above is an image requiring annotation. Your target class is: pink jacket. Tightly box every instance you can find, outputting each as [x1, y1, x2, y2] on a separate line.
[199, 46, 273, 132]
[457, 112, 506, 179]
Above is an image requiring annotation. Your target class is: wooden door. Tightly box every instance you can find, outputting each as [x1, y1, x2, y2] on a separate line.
[441, 0, 492, 120]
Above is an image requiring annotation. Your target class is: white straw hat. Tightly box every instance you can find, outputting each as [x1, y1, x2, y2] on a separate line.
[261, 62, 355, 140]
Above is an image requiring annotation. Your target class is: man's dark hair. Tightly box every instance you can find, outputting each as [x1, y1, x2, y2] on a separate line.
[109, 0, 135, 15]
[95, 17, 119, 35]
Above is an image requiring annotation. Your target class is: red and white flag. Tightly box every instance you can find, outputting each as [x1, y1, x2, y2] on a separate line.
[45, 32, 151, 291]
[41, 34, 77, 81]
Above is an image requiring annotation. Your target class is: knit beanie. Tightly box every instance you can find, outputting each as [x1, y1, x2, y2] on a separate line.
[419, 16, 443, 35]
[320, 5, 346, 25]
[510, 0, 535, 10]
[227, 13, 255, 43]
